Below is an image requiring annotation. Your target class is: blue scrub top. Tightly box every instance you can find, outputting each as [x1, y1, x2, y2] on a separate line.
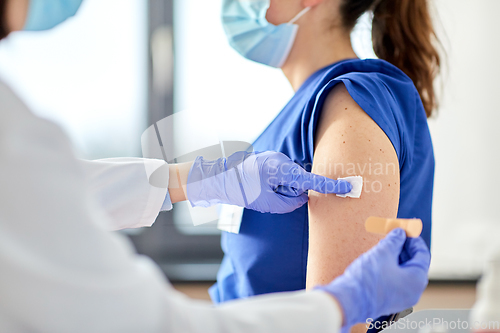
[210, 58, 435, 303]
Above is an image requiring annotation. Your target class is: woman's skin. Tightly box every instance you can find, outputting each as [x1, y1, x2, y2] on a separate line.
[5, 0, 28, 32]
[267, 0, 358, 90]
[168, 162, 192, 203]
[269, 1, 400, 332]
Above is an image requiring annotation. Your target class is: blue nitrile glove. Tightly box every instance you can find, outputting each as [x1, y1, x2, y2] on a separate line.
[186, 151, 352, 214]
[317, 229, 431, 331]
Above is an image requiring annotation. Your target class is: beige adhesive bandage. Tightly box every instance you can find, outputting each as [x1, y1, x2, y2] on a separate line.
[365, 217, 423, 238]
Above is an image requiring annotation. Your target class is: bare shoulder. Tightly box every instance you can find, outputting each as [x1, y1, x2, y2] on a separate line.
[315, 83, 390, 153]
[313, 82, 399, 180]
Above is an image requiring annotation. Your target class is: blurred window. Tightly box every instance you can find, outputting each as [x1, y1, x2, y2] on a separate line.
[0, 0, 148, 159]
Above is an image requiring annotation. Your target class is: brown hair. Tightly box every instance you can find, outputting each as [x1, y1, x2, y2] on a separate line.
[340, 0, 441, 117]
[0, 0, 8, 40]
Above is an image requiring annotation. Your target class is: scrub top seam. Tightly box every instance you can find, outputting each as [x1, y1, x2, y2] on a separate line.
[342, 79, 403, 168]
[309, 78, 402, 170]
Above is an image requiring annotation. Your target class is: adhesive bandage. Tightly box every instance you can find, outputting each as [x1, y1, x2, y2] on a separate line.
[336, 176, 363, 198]
[365, 216, 423, 238]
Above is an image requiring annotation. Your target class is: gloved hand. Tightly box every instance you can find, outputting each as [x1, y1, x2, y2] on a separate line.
[317, 229, 431, 330]
[186, 151, 352, 214]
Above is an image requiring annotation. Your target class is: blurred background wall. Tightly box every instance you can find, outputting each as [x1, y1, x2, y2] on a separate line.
[426, 0, 500, 280]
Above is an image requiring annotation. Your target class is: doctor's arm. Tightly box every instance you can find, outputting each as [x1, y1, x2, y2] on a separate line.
[0, 107, 342, 332]
[81, 151, 351, 231]
[307, 84, 401, 330]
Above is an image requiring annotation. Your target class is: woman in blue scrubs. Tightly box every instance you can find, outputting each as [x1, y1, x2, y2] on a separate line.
[211, 0, 441, 318]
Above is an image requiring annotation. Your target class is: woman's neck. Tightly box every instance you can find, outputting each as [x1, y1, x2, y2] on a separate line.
[5, 0, 29, 32]
[281, 27, 358, 92]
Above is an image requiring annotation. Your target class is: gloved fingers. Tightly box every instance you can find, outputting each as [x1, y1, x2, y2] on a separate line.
[263, 154, 352, 195]
[225, 151, 253, 169]
[270, 193, 309, 213]
[377, 228, 407, 258]
[262, 153, 352, 195]
[398, 238, 412, 264]
[400, 266, 430, 304]
[404, 236, 429, 258]
[268, 163, 309, 195]
[274, 185, 305, 197]
[400, 237, 431, 271]
[288, 172, 352, 195]
[264, 158, 305, 191]
[262, 152, 300, 177]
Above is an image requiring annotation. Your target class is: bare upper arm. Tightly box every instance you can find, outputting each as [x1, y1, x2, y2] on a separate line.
[306, 83, 400, 288]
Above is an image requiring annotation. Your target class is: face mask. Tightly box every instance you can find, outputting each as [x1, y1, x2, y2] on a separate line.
[222, 0, 311, 68]
[24, 0, 84, 31]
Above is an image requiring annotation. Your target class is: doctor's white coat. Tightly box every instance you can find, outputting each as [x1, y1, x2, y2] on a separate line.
[0, 80, 342, 333]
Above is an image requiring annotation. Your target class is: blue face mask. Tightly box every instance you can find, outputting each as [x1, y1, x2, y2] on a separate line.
[222, 0, 310, 68]
[24, 0, 84, 31]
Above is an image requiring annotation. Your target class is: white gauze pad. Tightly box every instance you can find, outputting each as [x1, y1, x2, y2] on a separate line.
[336, 176, 363, 198]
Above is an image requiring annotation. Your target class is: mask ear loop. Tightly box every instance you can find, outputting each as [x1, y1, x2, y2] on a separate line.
[288, 7, 311, 25]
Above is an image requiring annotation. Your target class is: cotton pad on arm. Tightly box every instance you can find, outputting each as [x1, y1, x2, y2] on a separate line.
[336, 176, 363, 198]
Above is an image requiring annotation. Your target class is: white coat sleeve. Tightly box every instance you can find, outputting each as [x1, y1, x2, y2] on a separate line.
[79, 158, 170, 231]
[0, 82, 343, 333]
